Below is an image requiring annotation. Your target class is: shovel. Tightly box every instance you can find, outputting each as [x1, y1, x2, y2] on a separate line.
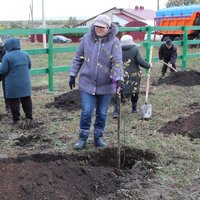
[141, 46, 153, 120]
[160, 60, 177, 72]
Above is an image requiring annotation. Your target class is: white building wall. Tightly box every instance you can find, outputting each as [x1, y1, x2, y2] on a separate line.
[112, 15, 128, 26]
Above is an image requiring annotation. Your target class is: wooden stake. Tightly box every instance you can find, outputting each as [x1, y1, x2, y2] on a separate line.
[117, 90, 121, 169]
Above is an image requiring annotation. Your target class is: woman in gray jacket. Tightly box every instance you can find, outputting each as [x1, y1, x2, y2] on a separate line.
[69, 14, 123, 149]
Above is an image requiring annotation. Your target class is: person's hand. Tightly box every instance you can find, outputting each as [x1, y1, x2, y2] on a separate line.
[168, 63, 172, 68]
[69, 76, 75, 90]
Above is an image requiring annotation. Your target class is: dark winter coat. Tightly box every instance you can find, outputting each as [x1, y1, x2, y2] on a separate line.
[70, 24, 123, 95]
[122, 45, 150, 94]
[158, 43, 177, 64]
[0, 38, 32, 98]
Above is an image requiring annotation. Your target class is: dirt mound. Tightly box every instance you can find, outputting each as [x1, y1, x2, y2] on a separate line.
[46, 90, 117, 111]
[0, 147, 156, 200]
[46, 70, 200, 112]
[158, 111, 200, 139]
[46, 90, 81, 112]
[157, 70, 200, 86]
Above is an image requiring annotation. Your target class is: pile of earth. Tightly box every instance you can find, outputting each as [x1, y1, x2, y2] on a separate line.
[158, 111, 200, 139]
[157, 70, 200, 86]
[46, 90, 81, 112]
[47, 70, 200, 112]
[0, 147, 158, 200]
[156, 70, 200, 139]
[46, 90, 117, 111]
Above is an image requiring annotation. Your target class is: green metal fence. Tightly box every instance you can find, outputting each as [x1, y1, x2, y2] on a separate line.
[1, 25, 200, 91]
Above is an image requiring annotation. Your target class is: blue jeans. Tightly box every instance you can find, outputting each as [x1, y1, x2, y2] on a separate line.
[79, 92, 112, 140]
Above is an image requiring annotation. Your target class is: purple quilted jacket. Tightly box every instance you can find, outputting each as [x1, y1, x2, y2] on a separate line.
[70, 24, 123, 95]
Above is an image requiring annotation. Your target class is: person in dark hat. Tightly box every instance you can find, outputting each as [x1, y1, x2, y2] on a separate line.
[158, 38, 178, 78]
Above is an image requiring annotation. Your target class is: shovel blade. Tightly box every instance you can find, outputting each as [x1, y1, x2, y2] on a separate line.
[141, 103, 152, 119]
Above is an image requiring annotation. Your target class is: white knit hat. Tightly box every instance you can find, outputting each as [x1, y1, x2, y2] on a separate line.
[94, 15, 111, 28]
[120, 35, 136, 46]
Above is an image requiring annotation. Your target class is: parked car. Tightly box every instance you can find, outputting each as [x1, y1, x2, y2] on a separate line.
[53, 35, 72, 43]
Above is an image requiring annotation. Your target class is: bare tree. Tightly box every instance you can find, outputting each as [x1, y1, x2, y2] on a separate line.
[166, 0, 200, 7]
[68, 17, 78, 27]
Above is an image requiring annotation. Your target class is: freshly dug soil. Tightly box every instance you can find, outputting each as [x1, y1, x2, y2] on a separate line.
[157, 70, 200, 86]
[47, 70, 200, 112]
[46, 90, 81, 112]
[158, 111, 200, 139]
[154, 70, 200, 139]
[0, 147, 156, 200]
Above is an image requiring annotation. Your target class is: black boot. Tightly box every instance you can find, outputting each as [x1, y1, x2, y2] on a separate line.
[132, 102, 139, 113]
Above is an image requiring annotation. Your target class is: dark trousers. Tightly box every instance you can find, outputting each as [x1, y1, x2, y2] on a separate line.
[162, 59, 176, 75]
[130, 92, 139, 104]
[2, 80, 9, 110]
[8, 96, 33, 122]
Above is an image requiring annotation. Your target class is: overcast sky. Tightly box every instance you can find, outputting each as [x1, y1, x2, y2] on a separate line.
[0, 0, 167, 21]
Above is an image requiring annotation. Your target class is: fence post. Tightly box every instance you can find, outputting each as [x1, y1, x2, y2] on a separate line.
[182, 26, 188, 70]
[145, 26, 152, 62]
[48, 29, 54, 92]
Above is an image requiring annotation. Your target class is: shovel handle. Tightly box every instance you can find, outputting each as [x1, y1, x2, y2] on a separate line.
[145, 67, 151, 103]
[160, 61, 177, 72]
[145, 46, 153, 103]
